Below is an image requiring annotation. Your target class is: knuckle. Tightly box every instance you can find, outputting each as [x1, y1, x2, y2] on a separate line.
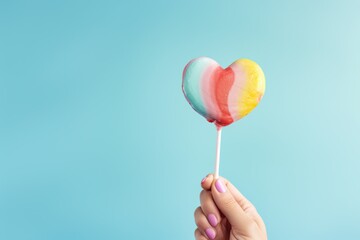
[195, 217, 200, 227]
[221, 195, 238, 209]
[200, 190, 210, 202]
[232, 220, 257, 236]
[194, 208, 202, 226]
[194, 228, 198, 238]
[199, 190, 207, 200]
[194, 207, 201, 217]
[245, 220, 259, 234]
[194, 207, 200, 218]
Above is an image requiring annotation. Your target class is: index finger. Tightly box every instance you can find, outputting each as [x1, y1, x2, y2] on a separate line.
[200, 174, 214, 191]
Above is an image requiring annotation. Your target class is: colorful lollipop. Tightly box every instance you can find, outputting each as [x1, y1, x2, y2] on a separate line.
[182, 57, 265, 178]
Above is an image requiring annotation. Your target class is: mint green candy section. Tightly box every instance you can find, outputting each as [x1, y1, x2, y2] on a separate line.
[183, 58, 208, 118]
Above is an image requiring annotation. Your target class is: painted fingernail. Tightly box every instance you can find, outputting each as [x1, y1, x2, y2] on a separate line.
[201, 177, 207, 184]
[205, 228, 216, 240]
[215, 179, 226, 193]
[207, 214, 218, 227]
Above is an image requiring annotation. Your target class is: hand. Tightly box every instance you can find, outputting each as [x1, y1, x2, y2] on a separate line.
[194, 174, 267, 240]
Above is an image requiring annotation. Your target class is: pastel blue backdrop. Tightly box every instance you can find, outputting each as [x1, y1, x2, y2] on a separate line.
[1, 1, 360, 239]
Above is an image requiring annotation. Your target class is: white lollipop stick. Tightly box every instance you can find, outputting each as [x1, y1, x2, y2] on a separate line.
[214, 125, 222, 179]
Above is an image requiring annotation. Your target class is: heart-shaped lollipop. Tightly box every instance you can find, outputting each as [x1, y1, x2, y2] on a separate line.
[182, 57, 265, 127]
[182, 57, 266, 178]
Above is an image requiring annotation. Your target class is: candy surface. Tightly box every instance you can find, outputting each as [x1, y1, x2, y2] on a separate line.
[182, 57, 265, 126]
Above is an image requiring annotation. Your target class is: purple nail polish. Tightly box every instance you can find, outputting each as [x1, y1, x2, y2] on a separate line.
[205, 228, 216, 240]
[215, 179, 226, 193]
[208, 214, 218, 227]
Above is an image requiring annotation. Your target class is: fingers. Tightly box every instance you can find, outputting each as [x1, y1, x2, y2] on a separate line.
[201, 174, 255, 213]
[194, 229, 208, 240]
[200, 174, 214, 190]
[211, 177, 252, 230]
[194, 207, 216, 240]
[199, 174, 266, 237]
[217, 177, 266, 231]
[222, 178, 256, 213]
[200, 190, 221, 227]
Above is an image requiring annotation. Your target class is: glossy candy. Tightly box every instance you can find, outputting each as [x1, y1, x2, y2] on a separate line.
[182, 57, 265, 127]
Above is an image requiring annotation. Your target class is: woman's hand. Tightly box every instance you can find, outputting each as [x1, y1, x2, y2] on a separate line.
[194, 174, 267, 240]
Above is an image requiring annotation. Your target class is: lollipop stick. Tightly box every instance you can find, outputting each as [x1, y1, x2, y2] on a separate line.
[214, 125, 222, 179]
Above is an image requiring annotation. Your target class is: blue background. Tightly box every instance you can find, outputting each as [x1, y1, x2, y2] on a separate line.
[1, 0, 360, 239]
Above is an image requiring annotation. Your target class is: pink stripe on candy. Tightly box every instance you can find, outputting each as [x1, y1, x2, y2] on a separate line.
[201, 62, 222, 122]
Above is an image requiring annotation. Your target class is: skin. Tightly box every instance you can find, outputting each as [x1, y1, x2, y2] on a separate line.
[194, 174, 267, 240]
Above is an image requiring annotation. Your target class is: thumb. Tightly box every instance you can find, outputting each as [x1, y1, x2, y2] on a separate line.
[211, 177, 251, 229]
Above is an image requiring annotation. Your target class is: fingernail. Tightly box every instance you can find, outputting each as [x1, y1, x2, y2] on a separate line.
[215, 179, 226, 193]
[201, 177, 207, 184]
[207, 214, 218, 227]
[205, 228, 216, 240]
